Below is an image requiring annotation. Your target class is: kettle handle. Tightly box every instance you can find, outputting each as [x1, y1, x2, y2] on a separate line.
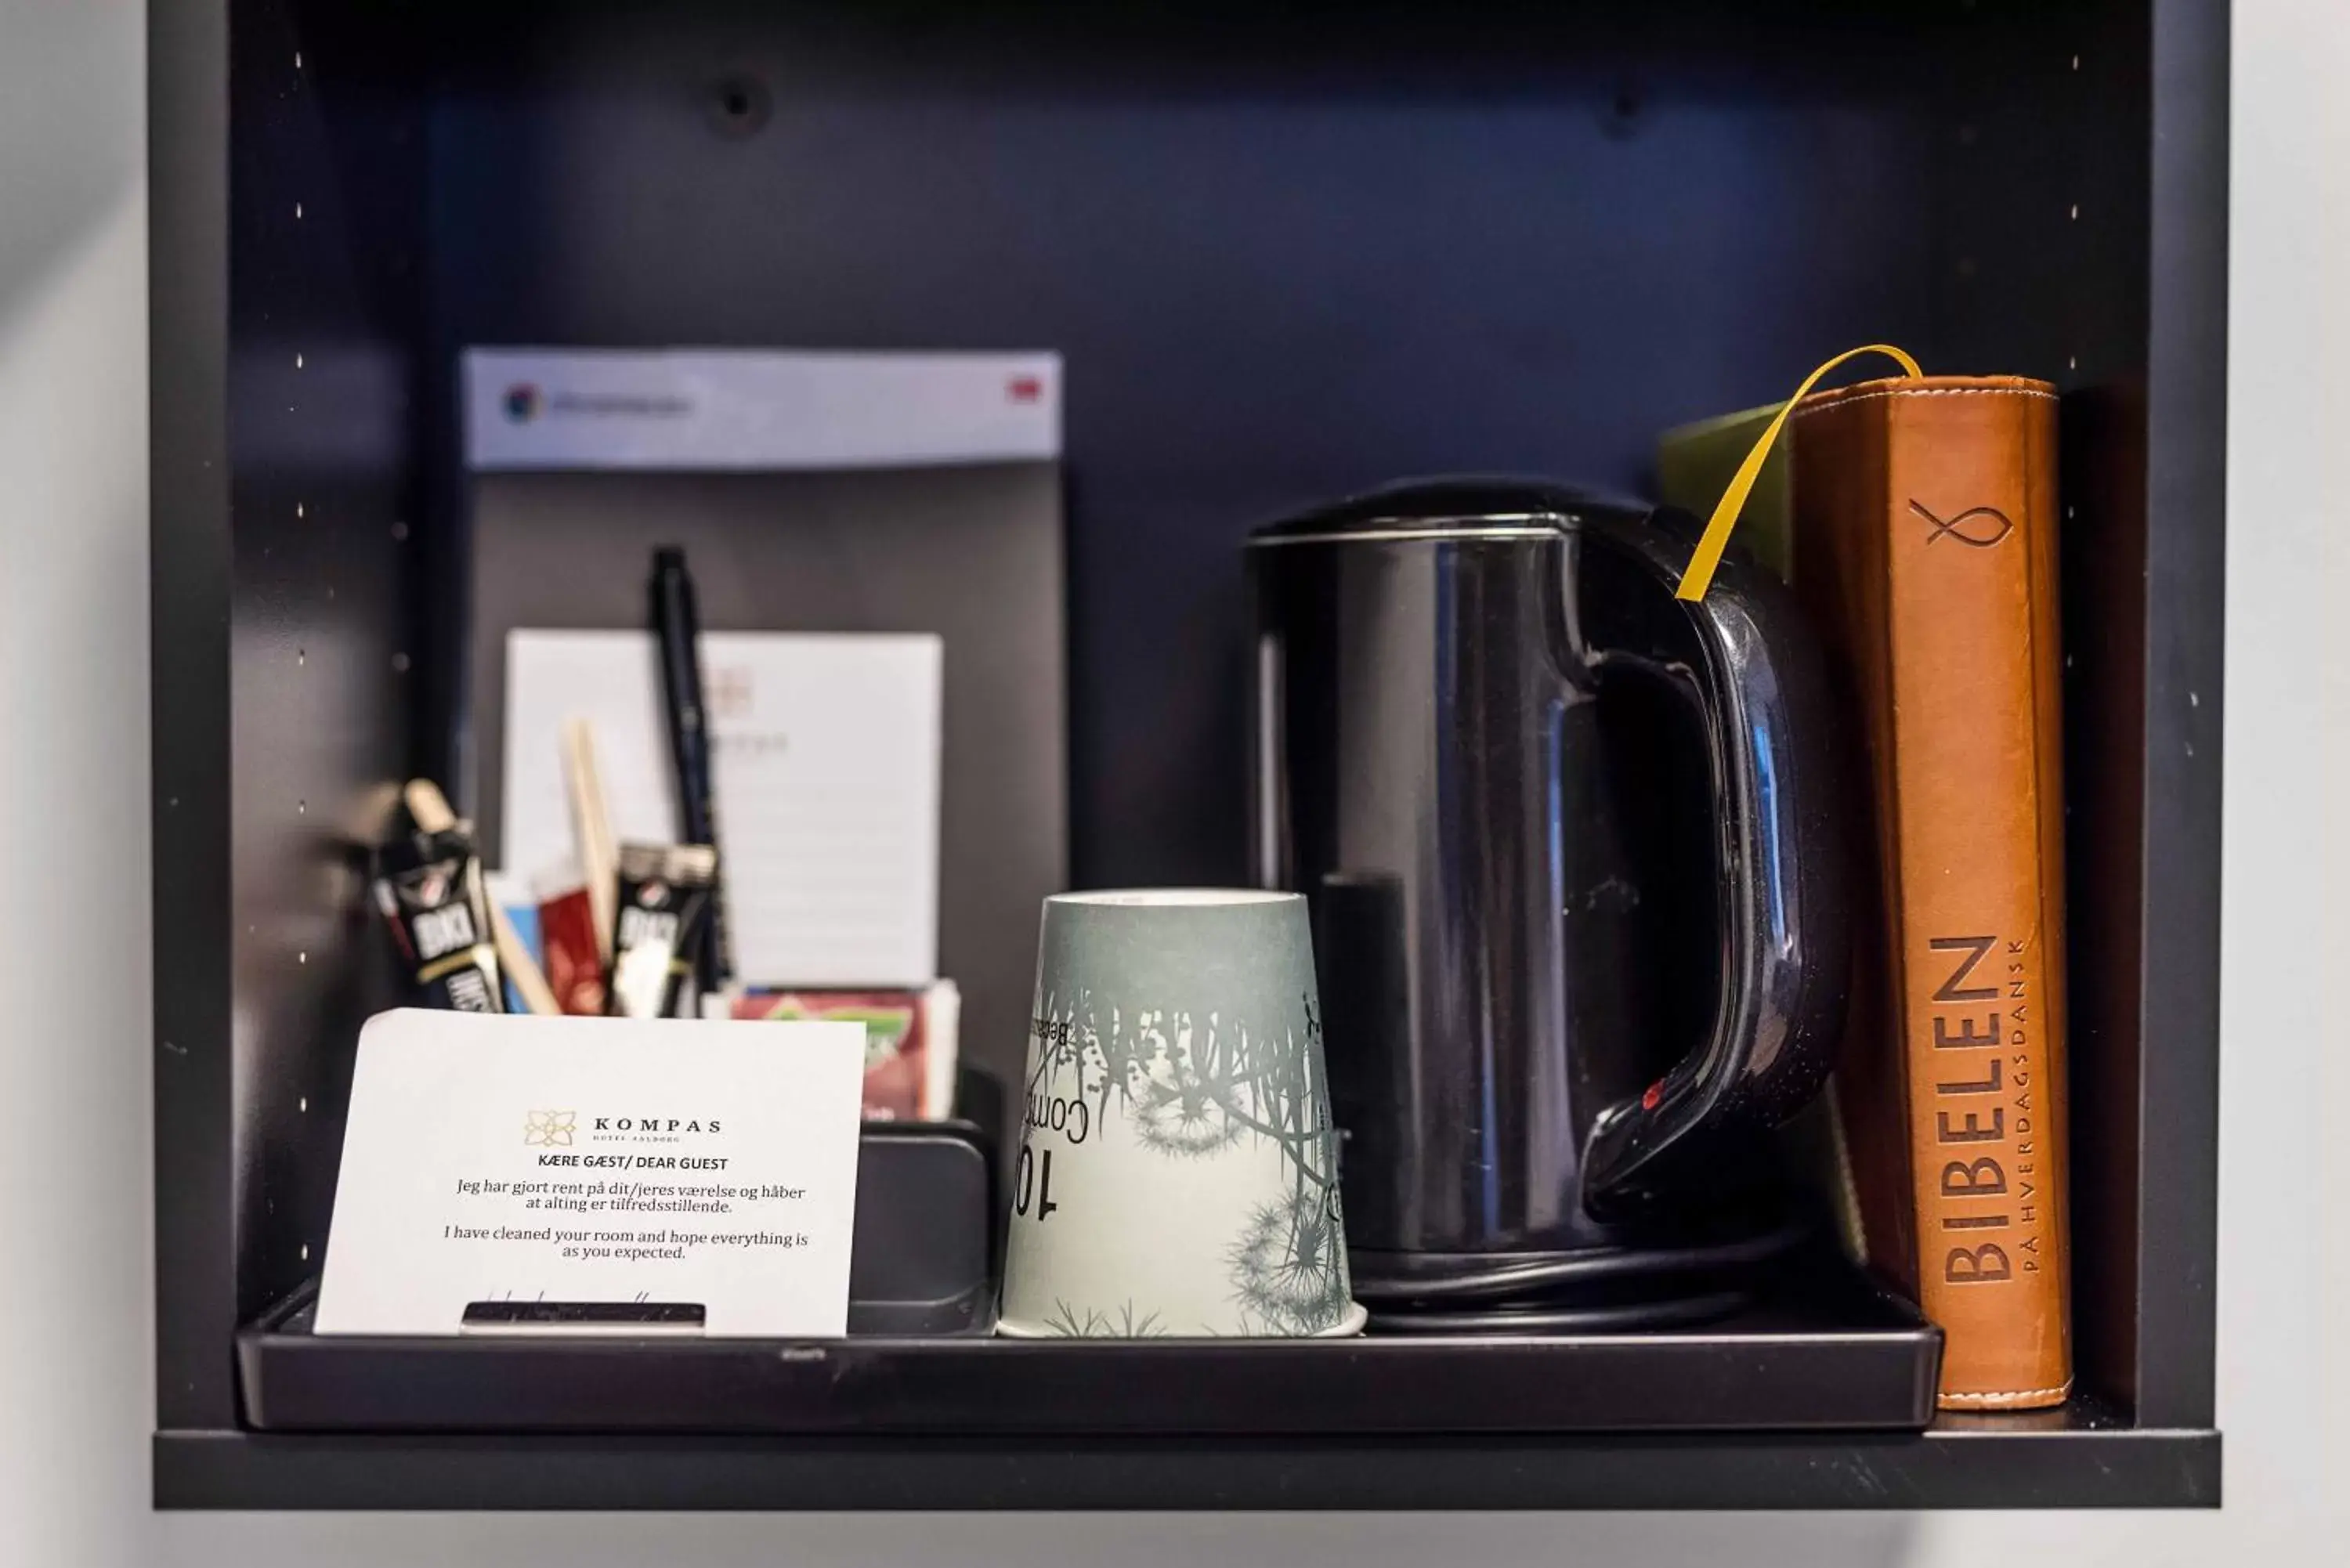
[1574, 506, 1850, 1217]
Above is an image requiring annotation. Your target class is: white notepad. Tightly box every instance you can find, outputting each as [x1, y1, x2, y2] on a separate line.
[502, 629, 942, 987]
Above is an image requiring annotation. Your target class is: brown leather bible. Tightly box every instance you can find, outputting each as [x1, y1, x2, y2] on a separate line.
[1790, 375, 2073, 1411]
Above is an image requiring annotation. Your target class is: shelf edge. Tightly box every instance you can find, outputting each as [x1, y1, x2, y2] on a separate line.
[154, 1426, 2221, 1512]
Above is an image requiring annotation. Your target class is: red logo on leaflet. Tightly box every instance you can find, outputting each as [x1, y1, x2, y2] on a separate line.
[1005, 375, 1044, 403]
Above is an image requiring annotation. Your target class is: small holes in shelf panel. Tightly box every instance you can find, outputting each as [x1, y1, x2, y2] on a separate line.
[219, 0, 428, 1346]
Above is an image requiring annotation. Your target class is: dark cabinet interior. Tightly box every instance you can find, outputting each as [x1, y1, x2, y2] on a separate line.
[149, 0, 2225, 1509]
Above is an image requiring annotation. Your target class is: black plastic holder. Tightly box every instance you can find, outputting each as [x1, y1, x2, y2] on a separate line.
[235, 1252, 1939, 1437]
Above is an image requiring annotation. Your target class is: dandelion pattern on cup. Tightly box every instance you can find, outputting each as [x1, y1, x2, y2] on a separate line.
[1028, 991, 1350, 1335]
[1043, 1299, 1169, 1338]
[1229, 1186, 1347, 1334]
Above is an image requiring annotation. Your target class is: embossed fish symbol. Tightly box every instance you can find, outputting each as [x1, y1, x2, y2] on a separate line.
[1909, 499, 2015, 547]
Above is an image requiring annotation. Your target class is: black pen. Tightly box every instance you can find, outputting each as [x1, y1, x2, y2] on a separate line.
[649, 546, 732, 992]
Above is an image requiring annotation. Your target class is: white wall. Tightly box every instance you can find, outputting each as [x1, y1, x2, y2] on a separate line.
[0, 1, 156, 1564]
[1, 2, 2340, 1563]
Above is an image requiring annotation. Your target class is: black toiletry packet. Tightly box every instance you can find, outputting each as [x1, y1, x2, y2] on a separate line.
[373, 822, 505, 1013]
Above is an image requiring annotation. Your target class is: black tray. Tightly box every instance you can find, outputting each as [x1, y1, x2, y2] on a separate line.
[237, 1249, 1940, 1434]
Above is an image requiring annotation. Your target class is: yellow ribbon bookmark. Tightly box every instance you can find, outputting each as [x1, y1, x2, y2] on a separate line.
[1674, 343, 1925, 602]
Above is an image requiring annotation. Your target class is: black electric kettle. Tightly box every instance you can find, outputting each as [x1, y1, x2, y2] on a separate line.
[1248, 478, 1848, 1328]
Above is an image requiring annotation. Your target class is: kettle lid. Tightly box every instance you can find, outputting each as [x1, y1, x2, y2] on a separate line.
[1249, 476, 1650, 544]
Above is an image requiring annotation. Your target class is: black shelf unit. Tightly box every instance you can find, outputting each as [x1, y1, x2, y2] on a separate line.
[150, 0, 2227, 1510]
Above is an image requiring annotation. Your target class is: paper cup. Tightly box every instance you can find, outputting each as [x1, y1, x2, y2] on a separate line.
[998, 890, 1364, 1339]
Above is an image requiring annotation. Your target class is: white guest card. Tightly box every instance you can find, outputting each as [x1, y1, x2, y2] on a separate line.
[313, 1010, 867, 1338]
